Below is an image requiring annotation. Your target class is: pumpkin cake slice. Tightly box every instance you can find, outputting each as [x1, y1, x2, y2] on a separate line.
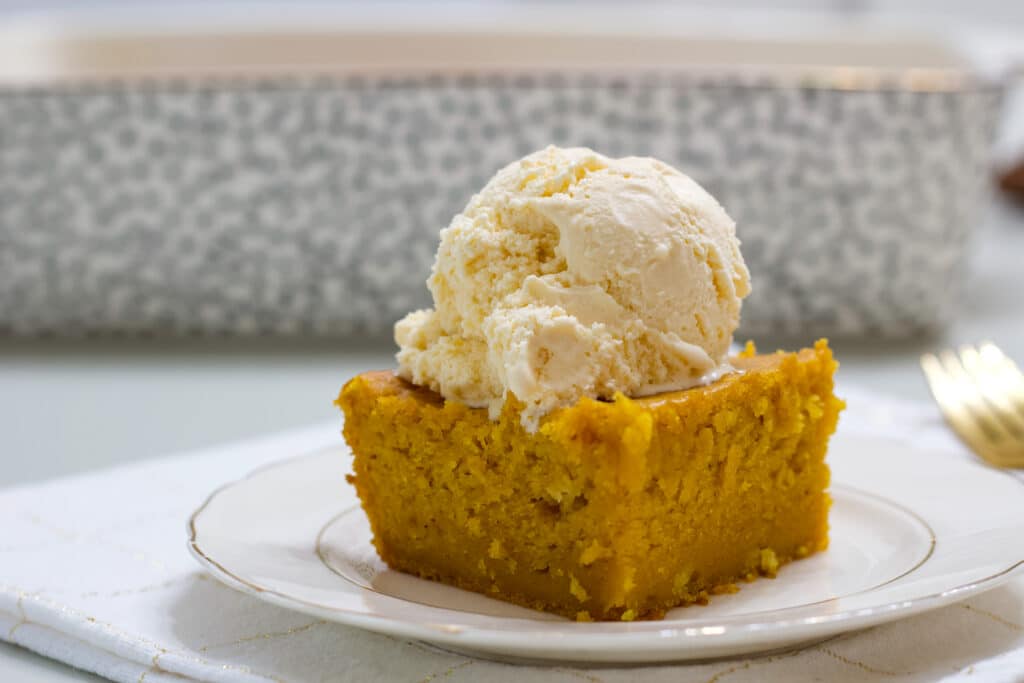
[336, 146, 843, 621]
[337, 340, 842, 621]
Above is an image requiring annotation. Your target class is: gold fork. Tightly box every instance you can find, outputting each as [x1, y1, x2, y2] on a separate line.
[921, 343, 1024, 468]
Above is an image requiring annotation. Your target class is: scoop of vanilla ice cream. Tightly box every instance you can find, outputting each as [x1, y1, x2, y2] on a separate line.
[395, 146, 751, 430]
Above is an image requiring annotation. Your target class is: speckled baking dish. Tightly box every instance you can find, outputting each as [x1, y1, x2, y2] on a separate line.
[0, 25, 1004, 338]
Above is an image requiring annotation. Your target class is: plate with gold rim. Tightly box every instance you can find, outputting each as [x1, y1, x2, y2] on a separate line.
[187, 433, 1024, 664]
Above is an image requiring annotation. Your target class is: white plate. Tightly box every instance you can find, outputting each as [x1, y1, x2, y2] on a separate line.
[188, 434, 1024, 664]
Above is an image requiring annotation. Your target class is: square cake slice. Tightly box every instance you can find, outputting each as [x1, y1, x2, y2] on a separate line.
[336, 340, 843, 621]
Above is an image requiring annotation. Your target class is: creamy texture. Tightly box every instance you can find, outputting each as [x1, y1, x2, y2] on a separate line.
[395, 146, 751, 430]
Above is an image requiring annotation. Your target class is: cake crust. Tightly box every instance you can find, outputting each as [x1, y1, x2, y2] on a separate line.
[337, 340, 843, 621]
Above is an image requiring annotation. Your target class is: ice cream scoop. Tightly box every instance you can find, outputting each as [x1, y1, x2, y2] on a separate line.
[395, 146, 751, 430]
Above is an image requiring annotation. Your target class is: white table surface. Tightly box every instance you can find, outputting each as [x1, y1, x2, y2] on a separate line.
[1, 199, 1022, 681]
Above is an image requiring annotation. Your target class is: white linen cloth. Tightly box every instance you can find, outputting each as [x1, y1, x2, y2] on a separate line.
[2, 386, 1023, 683]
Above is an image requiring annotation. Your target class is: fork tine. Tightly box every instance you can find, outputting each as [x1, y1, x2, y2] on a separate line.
[938, 349, 1017, 443]
[921, 353, 1005, 462]
[979, 342, 1024, 414]
[959, 344, 1024, 436]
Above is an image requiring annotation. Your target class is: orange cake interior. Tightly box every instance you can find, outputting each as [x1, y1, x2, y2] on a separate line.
[336, 340, 843, 621]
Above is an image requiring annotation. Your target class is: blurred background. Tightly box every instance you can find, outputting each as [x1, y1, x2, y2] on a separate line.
[1, 0, 1023, 485]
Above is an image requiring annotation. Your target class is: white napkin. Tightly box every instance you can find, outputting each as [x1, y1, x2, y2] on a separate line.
[2, 387, 1023, 683]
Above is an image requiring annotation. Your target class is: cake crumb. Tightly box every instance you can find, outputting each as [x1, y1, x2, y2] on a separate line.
[569, 574, 590, 603]
[488, 539, 506, 560]
[579, 540, 612, 566]
[672, 569, 693, 594]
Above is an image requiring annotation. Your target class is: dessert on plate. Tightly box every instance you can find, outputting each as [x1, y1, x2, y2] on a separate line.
[337, 146, 843, 621]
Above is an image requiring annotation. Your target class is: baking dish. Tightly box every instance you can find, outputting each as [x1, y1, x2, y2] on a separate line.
[0, 22, 1004, 338]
